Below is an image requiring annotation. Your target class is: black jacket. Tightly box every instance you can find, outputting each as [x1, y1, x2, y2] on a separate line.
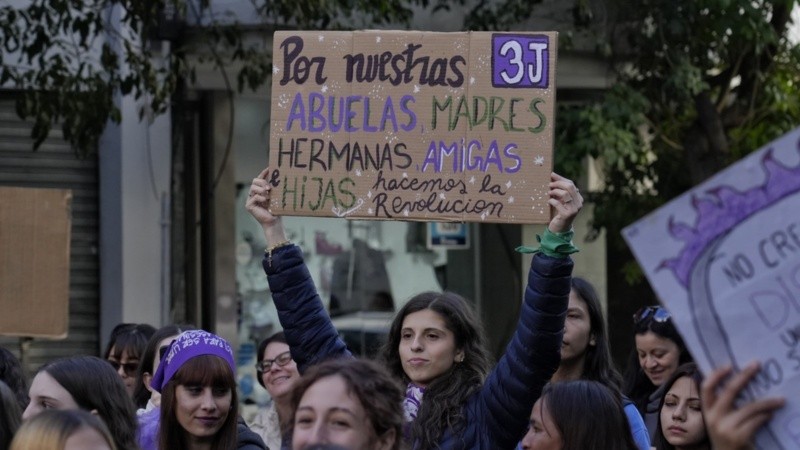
[238, 416, 268, 450]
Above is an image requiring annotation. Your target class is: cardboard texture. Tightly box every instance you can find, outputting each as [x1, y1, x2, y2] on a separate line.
[0, 187, 72, 338]
[270, 30, 558, 223]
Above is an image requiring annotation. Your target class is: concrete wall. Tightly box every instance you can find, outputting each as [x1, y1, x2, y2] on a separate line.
[99, 95, 172, 348]
[213, 91, 239, 351]
[99, 6, 172, 350]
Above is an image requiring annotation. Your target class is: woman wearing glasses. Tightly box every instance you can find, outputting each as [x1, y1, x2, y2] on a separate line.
[249, 331, 300, 450]
[105, 323, 156, 399]
[624, 305, 693, 440]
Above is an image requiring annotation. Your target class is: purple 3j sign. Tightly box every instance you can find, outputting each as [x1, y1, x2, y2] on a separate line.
[491, 34, 549, 89]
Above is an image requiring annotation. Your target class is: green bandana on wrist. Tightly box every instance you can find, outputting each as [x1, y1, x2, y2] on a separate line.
[516, 228, 579, 258]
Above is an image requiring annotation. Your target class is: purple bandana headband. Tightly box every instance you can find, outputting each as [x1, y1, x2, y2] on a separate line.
[150, 330, 236, 393]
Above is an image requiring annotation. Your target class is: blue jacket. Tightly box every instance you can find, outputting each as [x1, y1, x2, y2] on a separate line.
[623, 399, 651, 450]
[264, 244, 570, 449]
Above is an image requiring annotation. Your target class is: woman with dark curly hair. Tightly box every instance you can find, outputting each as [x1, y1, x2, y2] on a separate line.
[247, 168, 581, 449]
[287, 358, 403, 450]
[23, 356, 139, 450]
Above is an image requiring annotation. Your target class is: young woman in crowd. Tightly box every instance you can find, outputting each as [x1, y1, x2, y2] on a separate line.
[249, 331, 301, 449]
[537, 277, 649, 449]
[287, 358, 404, 450]
[0, 346, 29, 411]
[23, 355, 139, 450]
[652, 363, 710, 450]
[133, 323, 196, 413]
[624, 305, 693, 439]
[247, 168, 581, 449]
[106, 323, 156, 398]
[520, 380, 638, 450]
[11, 409, 117, 450]
[135, 324, 197, 449]
[701, 361, 785, 450]
[103, 323, 135, 358]
[0, 380, 22, 450]
[148, 329, 266, 450]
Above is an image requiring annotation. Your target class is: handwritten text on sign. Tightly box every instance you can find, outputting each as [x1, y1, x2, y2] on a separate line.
[269, 31, 558, 223]
[623, 127, 800, 449]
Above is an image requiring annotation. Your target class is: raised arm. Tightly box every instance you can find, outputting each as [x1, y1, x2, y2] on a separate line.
[478, 173, 582, 447]
[546, 172, 583, 234]
[246, 168, 350, 372]
[245, 168, 287, 247]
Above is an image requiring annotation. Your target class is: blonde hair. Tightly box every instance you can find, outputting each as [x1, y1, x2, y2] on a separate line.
[10, 409, 117, 450]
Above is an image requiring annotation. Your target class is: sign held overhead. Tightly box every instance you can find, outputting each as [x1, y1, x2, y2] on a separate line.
[269, 30, 558, 224]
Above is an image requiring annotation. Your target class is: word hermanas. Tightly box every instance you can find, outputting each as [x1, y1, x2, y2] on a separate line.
[277, 138, 412, 172]
[279, 36, 466, 88]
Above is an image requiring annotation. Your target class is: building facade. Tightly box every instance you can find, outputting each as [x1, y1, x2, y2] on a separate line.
[1, 1, 611, 386]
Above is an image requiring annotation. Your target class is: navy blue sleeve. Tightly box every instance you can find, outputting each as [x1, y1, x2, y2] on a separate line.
[263, 244, 351, 373]
[472, 253, 571, 448]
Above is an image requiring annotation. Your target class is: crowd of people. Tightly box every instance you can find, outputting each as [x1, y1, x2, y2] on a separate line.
[0, 169, 786, 450]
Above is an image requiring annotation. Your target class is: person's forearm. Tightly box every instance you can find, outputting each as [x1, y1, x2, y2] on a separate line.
[262, 219, 287, 246]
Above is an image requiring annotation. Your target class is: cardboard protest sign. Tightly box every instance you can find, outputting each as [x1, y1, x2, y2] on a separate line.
[622, 127, 800, 449]
[0, 187, 72, 338]
[269, 30, 557, 223]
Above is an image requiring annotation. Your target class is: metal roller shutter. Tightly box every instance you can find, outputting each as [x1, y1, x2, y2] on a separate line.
[0, 92, 100, 375]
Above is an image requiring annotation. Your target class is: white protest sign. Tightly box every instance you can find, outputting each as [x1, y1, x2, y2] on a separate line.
[622, 126, 800, 449]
